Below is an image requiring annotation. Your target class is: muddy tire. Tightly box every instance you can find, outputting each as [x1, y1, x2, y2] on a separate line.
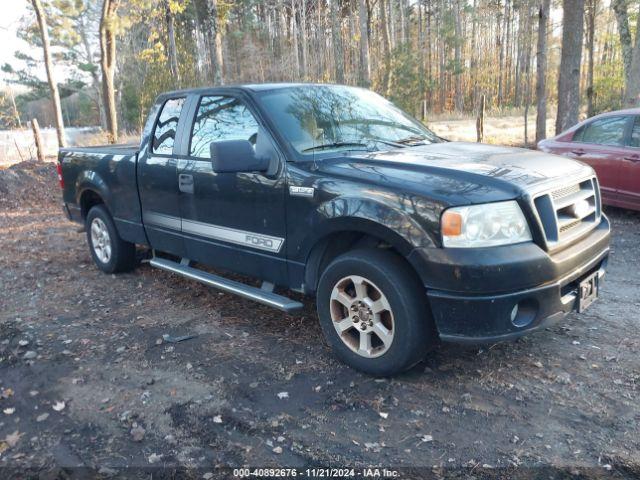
[317, 249, 436, 376]
[86, 205, 136, 274]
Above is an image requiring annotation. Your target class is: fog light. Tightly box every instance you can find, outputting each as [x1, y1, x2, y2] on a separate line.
[510, 304, 519, 323]
[510, 299, 538, 328]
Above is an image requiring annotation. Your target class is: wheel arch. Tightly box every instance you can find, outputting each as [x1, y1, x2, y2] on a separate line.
[302, 216, 429, 294]
[75, 171, 112, 220]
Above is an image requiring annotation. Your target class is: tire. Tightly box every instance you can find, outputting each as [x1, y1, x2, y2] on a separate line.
[86, 205, 136, 274]
[316, 248, 436, 376]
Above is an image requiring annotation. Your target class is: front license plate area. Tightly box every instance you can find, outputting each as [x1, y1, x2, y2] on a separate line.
[577, 272, 599, 313]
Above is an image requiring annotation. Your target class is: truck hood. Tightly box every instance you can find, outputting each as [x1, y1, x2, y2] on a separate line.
[315, 142, 594, 205]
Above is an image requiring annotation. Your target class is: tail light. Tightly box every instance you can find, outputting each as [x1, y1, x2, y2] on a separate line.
[56, 162, 64, 189]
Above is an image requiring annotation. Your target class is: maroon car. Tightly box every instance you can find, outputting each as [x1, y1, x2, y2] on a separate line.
[538, 108, 640, 211]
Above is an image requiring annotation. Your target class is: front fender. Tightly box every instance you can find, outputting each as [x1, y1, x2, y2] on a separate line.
[299, 195, 438, 259]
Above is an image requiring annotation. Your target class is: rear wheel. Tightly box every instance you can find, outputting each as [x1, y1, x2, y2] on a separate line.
[317, 249, 435, 376]
[86, 205, 136, 273]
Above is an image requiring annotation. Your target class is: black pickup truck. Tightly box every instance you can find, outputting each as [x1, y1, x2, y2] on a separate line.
[58, 84, 610, 375]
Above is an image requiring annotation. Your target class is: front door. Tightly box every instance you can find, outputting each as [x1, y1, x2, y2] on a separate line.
[178, 94, 288, 285]
[619, 116, 640, 209]
[567, 115, 630, 204]
[138, 96, 188, 257]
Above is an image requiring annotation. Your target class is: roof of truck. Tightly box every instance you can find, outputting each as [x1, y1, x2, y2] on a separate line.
[162, 82, 360, 97]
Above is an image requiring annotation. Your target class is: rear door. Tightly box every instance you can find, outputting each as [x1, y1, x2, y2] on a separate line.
[567, 115, 630, 203]
[619, 116, 640, 209]
[177, 92, 289, 285]
[137, 96, 189, 257]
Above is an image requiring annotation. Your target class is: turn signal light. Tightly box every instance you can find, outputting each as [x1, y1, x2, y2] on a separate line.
[441, 210, 462, 236]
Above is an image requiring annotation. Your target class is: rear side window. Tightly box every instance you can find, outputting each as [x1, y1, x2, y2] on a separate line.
[152, 97, 185, 154]
[577, 116, 628, 146]
[629, 116, 640, 147]
[189, 95, 260, 158]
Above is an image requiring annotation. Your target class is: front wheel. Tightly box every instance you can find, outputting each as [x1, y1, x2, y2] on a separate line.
[86, 205, 136, 273]
[316, 249, 436, 376]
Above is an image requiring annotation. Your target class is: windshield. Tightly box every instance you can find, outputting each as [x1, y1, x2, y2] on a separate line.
[256, 85, 441, 157]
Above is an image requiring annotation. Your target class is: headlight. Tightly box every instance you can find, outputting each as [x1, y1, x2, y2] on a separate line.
[441, 200, 532, 248]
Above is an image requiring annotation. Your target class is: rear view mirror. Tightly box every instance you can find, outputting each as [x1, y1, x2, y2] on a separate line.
[209, 140, 270, 173]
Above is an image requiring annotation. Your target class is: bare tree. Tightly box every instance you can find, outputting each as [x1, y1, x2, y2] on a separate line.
[585, 0, 598, 116]
[330, 0, 345, 83]
[358, 0, 371, 87]
[100, 0, 120, 143]
[31, 0, 66, 148]
[612, 0, 640, 106]
[556, 0, 584, 134]
[535, 0, 550, 142]
[165, 0, 181, 86]
[207, 0, 225, 85]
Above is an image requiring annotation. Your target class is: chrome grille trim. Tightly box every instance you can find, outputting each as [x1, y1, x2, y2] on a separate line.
[533, 177, 601, 251]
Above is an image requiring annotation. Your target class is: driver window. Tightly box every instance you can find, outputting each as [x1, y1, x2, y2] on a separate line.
[189, 95, 260, 158]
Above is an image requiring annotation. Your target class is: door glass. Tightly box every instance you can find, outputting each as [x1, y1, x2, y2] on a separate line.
[629, 117, 640, 147]
[189, 96, 260, 158]
[579, 116, 628, 146]
[152, 98, 185, 154]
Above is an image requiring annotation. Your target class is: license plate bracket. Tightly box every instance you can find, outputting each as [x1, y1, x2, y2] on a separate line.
[577, 272, 599, 313]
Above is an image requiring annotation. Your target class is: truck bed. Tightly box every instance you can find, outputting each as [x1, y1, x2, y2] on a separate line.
[59, 143, 139, 156]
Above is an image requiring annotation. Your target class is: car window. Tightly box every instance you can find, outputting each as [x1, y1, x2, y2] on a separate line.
[152, 97, 185, 155]
[189, 95, 260, 158]
[629, 116, 640, 147]
[578, 116, 628, 146]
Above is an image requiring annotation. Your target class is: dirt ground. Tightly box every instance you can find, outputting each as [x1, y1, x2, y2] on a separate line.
[0, 160, 639, 479]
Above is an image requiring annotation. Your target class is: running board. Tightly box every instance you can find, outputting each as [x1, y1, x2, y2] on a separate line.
[149, 257, 304, 313]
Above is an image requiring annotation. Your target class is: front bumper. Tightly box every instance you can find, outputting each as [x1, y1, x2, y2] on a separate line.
[410, 216, 610, 343]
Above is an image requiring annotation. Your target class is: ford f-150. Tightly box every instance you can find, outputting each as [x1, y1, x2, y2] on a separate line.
[58, 84, 610, 375]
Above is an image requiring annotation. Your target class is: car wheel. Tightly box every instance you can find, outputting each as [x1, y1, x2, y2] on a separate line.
[86, 205, 136, 273]
[317, 248, 436, 376]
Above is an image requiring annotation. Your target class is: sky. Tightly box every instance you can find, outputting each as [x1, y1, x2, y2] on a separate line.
[0, 2, 32, 89]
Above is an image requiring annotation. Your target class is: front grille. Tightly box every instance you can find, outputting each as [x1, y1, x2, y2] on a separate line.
[533, 177, 601, 250]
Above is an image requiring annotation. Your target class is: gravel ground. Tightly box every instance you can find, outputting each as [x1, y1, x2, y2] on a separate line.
[0, 160, 639, 479]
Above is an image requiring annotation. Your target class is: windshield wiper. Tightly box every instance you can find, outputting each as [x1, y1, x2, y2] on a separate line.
[395, 135, 429, 145]
[302, 141, 370, 152]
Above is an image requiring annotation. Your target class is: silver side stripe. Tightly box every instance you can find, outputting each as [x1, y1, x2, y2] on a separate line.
[143, 211, 181, 230]
[143, 211, 284, 253]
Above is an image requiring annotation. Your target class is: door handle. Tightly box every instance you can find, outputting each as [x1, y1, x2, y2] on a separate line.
[624, 155, 640, 162]
[571, 149, 586, 156]
[178, 174, 194, 194]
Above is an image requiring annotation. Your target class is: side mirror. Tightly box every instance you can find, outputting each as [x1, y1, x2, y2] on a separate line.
[209, 140, 270, 173]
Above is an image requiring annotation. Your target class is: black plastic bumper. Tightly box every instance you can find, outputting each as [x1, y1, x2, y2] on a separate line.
[412, 216, 611, 343]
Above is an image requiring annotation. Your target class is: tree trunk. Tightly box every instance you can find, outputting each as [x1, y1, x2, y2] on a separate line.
[31, 0, 65, 148]
[555, 0, 584, 134]
[585, 0, 597, 116]
[535, 0, 550, 143]
[31, 119, 45, 162]
[625, 27, 640, 106]
[165, 0, 181, 87]
[208, 0, 225, 85]
[358, 0, 371, 87]
[453, 0, 463, 111]
[379, 0, 392, 94]
[330, 0, 345, 83]
[300, 0, 308, 80]
[100, 0, 120, 144]
[612, 0, 632, 87]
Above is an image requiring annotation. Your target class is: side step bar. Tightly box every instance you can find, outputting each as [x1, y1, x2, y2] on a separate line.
[149, 257, 304, 313]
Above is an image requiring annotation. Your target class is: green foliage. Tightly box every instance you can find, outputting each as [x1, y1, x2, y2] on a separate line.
[384, 44, 422, 117]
